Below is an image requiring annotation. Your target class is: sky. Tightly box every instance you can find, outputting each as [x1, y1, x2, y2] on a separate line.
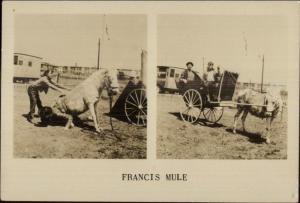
[158, 15, 289, 84]
[15, 14, 146, 69]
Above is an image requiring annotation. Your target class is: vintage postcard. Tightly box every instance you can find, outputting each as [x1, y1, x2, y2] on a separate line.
[1, 1, 299, 202]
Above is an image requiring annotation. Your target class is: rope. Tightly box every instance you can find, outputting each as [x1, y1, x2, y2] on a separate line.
[109, 93, 114, 131]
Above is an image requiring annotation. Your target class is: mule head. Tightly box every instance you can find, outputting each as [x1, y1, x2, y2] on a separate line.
[264, 95, 281, 117]
[104, 69, 120, 95]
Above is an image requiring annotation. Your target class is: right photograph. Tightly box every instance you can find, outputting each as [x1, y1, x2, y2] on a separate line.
[156, 15, 288, 159]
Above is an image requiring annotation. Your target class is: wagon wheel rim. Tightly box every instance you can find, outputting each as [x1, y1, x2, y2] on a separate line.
[125, 88, 147, 127]
[202, 107, 224, 124]
[179, 89, 202, 123]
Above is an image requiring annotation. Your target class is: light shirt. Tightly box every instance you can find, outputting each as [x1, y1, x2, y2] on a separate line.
[30, 76, 51, 93]
[207, 70, 215, 81]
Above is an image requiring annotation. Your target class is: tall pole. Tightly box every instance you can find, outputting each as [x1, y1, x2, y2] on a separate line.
[141, 50, 143, 79]
[260, 54, 264, 93]
[97, 38, 101, 69]
[141, 49, 147, 84]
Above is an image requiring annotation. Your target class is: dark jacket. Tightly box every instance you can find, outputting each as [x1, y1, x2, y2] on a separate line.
[180, 70, 201, 81]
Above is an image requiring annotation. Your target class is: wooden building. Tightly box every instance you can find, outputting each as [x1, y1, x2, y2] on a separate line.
[13, 52, 43, 83]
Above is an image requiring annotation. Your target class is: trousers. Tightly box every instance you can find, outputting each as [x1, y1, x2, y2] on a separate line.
[27, 86, 43, 118]
[207, 81, 215, 100]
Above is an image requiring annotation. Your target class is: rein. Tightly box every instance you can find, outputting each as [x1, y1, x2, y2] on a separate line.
[261, 95, 273, 118]
[104, 76, 114, 131]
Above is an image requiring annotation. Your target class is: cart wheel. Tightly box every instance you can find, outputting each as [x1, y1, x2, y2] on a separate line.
[125, 88, 147, 126]
[203, 107, 224, 124]
[180, 89, 202, 123]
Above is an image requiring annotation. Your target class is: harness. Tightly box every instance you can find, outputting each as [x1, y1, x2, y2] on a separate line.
[259, 96, 268, 118]
[261, 95, 277, 118]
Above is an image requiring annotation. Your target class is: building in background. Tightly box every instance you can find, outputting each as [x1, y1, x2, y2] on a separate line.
[156, 66, 186, 93]
[13, 52, 43, 83]
[41, 62, 58, 73]
[68, 66, 98, 75]
[117, 68, 141, 80]
[13, 52, 141, 83]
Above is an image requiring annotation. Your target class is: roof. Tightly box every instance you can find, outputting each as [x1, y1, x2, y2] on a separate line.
[117, 68, 140, 71]
[14, 52, 43, 59]
[41, 62, 56, 66]
[157, 65, 186, 70]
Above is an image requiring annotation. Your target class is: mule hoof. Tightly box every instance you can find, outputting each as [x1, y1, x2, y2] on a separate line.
[64, 124, 73, 130]
[95, 127, 103, 133]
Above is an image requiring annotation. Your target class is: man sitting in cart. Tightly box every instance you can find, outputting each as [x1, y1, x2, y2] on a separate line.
[179, 61, 199, 83]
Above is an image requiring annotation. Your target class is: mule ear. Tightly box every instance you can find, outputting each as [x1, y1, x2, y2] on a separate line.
[103, 69, 109, 76]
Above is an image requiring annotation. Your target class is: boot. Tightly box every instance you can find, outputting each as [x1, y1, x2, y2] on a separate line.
[26, 113, 33, 123]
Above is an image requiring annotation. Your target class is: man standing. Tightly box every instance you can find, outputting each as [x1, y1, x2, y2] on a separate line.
[214, 66, 222, 82]
[180, 61, 196, 84]
[26, 70, 70, 123]
[206, 61, 216, 100]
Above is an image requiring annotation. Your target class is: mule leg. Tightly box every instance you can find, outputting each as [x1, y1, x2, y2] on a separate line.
[88, 102, 102, 133]
[65, 114, 74, 130]
[52, 106, 74, 130]
[241, 110, 249, 132]
[233, 107, 243, 134]
[87, 100, 100, 121]
[265, 117, 272, 144]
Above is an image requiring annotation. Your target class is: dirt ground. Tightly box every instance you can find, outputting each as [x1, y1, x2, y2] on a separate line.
[157, 94, 287, 159]
[13, 83, 146, 159]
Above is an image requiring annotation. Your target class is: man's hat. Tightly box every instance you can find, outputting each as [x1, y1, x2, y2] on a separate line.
[186, 61, 194, 66]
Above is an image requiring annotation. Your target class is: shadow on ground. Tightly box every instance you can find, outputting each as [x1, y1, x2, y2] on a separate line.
[169, 112, 225, 128]
[22, 113, 94, 129]
[225, 128, 266, 144]
[105, 112, 132, 125]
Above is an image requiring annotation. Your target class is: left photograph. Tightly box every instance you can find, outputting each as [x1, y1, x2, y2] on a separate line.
[13, 14, 147, 159]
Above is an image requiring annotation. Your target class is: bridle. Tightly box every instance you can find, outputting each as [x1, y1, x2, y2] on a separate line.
[103, 74, 117, 132]
[103, 74, 119, 96]
[263, 96, 274, 117]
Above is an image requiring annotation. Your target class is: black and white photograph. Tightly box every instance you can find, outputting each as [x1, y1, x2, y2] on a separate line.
[1, 2, 298, 202]
[157, 15, 288, 159]
[13, 14, 147, 159]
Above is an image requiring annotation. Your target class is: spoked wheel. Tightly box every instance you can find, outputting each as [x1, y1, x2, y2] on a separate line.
[124, 88, 147, 126]
[179, 89, 202, 123]
[202, 107, 224, 124]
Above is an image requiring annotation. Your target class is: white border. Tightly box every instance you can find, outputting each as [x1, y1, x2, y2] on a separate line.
[1, 2, 299, 202]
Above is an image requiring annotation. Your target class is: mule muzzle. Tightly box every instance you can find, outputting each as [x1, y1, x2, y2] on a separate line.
[265, 111, 272, 117]
[108, 87, 120, 96]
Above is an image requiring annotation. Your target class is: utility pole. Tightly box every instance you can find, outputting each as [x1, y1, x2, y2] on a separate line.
[260, 54, 264, 93]
[141, 49, 147, 83]
[97, 38, 101, 69]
